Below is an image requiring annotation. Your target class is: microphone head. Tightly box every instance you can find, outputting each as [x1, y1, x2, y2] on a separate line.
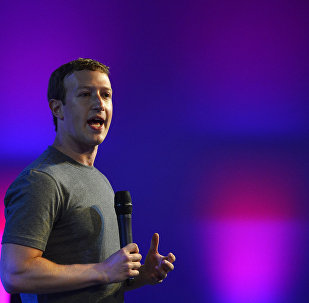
[114, 191, 132, 215]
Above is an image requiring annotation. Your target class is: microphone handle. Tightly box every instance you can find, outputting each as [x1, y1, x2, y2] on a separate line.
[117, 214, 134, 286]
[117, 214, 132, 248]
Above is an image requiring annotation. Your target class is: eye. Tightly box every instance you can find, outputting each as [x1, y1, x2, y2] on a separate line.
[102, 91, 112, 99]
[78, 91, 91, 97]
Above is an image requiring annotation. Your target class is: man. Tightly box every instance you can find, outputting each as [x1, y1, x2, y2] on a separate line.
[0, 58, 175, 303]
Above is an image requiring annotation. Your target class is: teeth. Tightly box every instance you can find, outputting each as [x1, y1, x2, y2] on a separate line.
[88, 118, 103, 125]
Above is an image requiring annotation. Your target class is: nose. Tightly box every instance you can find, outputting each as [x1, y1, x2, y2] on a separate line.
[93, 92, 105, 111]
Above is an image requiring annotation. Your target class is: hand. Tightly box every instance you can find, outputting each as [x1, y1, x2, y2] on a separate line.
[143, 233, 176, 284]
[100, 243, 142, 284]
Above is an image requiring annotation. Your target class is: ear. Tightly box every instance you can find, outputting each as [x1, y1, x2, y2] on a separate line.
[49, 99, 64, 120]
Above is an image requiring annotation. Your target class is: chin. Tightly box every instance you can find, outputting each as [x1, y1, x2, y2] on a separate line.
[91, 134, 107, 146]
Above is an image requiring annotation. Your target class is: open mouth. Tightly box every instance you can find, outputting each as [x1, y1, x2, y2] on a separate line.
[87, 117, 104, 130]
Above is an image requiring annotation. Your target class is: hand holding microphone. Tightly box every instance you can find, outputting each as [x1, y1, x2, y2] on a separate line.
[114, 191, 137, 285]
[100, 242, 141, 284]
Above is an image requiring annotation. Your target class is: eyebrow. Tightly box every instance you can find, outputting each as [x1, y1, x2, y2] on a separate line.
[76, 85, 112, 92]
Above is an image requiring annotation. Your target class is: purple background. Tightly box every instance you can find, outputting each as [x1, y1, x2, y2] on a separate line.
[1, 0, 309, 302]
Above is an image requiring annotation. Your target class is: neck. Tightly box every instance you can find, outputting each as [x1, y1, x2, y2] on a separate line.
[52, 136, 98, 167]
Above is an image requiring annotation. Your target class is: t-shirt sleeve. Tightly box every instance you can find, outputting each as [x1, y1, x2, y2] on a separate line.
[2, 169, 62, 251]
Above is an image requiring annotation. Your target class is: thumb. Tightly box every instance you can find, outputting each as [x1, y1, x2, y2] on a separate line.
[149, 233, 159, 253]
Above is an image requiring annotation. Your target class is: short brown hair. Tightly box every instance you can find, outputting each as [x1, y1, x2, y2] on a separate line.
[47, 58, 110, 131]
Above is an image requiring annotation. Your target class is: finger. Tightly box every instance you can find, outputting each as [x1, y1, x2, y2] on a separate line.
[154, 265, 167, 280]
[129, 269, 140, 277]
[160, 259, 174, 273]
[161, 253, 175, 264]
[167, 252, 176, 263]
[149, 233, 159, 253]
[153, 278, 163, 284]
[129, 253, 142, 262]
[151, 276, 164, 284]
[124, 243, 139, 253]
[130, 261, 142, 270]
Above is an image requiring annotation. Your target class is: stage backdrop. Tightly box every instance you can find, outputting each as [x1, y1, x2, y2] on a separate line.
[1, 1, 309, 302]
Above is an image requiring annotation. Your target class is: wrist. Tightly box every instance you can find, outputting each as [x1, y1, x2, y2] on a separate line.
[92, 263, 109, 285]
[136, 265, 152, 286]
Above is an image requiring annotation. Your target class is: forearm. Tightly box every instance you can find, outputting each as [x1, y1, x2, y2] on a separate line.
[2, 256, 105, 294]
[1, 242, 141, 295]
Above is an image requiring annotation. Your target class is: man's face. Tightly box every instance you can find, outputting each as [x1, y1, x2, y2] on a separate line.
[59, 70, 113, 149]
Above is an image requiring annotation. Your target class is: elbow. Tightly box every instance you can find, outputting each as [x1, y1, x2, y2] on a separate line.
[1, 274, 21, 294]
[0, 269, 23, 294]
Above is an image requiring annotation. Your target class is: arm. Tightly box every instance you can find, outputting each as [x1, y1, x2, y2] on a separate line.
[0, 242, 142, 294]
[124, 233, 176, 291]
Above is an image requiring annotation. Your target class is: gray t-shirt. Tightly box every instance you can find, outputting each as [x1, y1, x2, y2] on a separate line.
[2, 146, 123, 303]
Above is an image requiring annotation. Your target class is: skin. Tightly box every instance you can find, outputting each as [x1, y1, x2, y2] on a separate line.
[0, 70, 175, 294]
[50, 69, 113, 166]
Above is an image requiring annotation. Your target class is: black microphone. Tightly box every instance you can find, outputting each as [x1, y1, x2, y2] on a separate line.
[114, 191, 133, 247]
[114, 191, 134, 285]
